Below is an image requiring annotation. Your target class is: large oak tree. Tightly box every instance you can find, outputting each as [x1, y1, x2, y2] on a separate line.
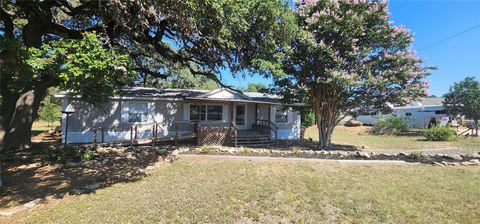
[0, 0, 296, 188]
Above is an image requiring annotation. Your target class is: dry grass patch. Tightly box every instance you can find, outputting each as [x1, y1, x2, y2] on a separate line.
[12, 157, 480, 223]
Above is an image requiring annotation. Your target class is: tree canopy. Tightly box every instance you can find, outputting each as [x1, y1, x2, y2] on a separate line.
[269, 0, 433, 146]
[444, 77, 480, 131]
[244, 83, 268, 92]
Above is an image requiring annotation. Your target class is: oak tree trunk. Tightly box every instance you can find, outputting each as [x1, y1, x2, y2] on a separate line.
[4, 87, 48, 151]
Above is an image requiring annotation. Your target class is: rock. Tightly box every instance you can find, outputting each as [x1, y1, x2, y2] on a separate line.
[0, 199, 40, 217]
[337, 151, 349, 157]
[356, 151, 371, 159]
[65, 161, 82, 168]
[101, 159, 112, 166]
[84, 183, 100, 190]
[469, 159, 480, 165]
[125, 172, 132, 178]
[114, 156, 123, 162]
[146, 165, 156, 170]
[126, 152, 137, 160]
[171, 149, 179, 157]
[70, 188, 85, 195]
[305, 150, 315, 155]
[443, 154, 463, 161]
[398, 152, 408, 157]
[467, 153, 480, 159]
[157, 155, 164, 163]
[164, 155, 175, 163]
[136, 168, 145, 175]
[441, 161, 449, 166]
[82, 160, 96, 167]
[114, 147, 126, 154]
[432, 162, 444, 166]
[154, 148, 166, 154]
[23, 198, 42, 208]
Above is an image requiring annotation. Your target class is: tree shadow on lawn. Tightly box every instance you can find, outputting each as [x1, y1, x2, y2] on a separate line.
[0, 142, 169, 209]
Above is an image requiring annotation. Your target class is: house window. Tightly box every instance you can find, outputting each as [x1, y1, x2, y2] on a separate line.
[275, 107, 288, 123]
[128, 102, 149, 123]
[190, 104, 223, 121]
[435, 110, 446, 115]
[207, 105, 223, 121]
[190, 105, 206, 121]
[405, 112, 412, 117]
[236, 105, 246, 125]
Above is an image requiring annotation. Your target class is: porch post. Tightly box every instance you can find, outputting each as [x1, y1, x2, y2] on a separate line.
[232, 102, 237, 147]
[268, 105, 271, 121]
[254, 103, 258, 122]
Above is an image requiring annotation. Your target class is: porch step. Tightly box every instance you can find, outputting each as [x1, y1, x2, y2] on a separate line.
[235, 136, 274, 146]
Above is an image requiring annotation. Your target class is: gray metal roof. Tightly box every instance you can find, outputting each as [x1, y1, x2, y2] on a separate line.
[118, 87, 208, 98]
[56, 87, 291, 104]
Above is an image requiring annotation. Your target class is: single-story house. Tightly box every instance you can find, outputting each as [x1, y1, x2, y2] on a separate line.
[355, 98, 448, 128]
[55, 87, 302, 146]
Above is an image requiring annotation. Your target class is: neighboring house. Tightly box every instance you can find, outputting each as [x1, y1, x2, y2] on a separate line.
[55, 87, 302, 146]
[356, 98, 447, 128]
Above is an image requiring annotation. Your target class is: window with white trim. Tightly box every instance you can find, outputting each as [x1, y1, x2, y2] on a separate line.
[128, 102, 149, 123]
[274, 107, 288, 123]
[190, 104, 223, 121]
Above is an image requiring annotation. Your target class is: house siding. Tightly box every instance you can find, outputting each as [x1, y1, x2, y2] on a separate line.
[60, 98, 301, 143]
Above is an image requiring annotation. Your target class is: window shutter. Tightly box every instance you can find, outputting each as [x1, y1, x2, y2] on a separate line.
[120, 101, 129, 123]
[222, 104, 228, 122]
[183, 103, 190, 121]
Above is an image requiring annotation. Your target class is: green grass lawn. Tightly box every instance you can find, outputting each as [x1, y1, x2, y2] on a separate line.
[15, 157, 480, 223]
[304, 126, 480, 152]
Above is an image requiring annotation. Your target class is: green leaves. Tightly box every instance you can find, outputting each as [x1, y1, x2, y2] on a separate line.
[2, 33, 136, 105]
[444, 77, 480, 121]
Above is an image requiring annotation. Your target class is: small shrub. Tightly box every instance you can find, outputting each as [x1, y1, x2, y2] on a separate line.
[409, 151, 424, 160]
[200, 146, 213, 154]
[292, 147, 302, 156]
[372, 117, 408, 135]
[241, 147, 251, 156]
[423, 126, 457, 141]
[82, 149, 95, 161]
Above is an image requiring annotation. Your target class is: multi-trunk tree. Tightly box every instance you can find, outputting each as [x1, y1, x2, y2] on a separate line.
[270, 0, 433, 146]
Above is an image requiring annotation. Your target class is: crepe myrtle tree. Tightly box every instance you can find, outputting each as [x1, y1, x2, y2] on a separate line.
[270, 0, 433, 147]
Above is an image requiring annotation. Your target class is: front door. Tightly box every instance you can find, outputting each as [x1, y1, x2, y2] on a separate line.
[235, 104, 247, 129]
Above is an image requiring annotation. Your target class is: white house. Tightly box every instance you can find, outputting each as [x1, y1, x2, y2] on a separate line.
[55, 87, 302, 146]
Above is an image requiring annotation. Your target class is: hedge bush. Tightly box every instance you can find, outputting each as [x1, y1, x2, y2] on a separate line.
[423, 126, 457, 141]
[372, 117, 408, 135]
